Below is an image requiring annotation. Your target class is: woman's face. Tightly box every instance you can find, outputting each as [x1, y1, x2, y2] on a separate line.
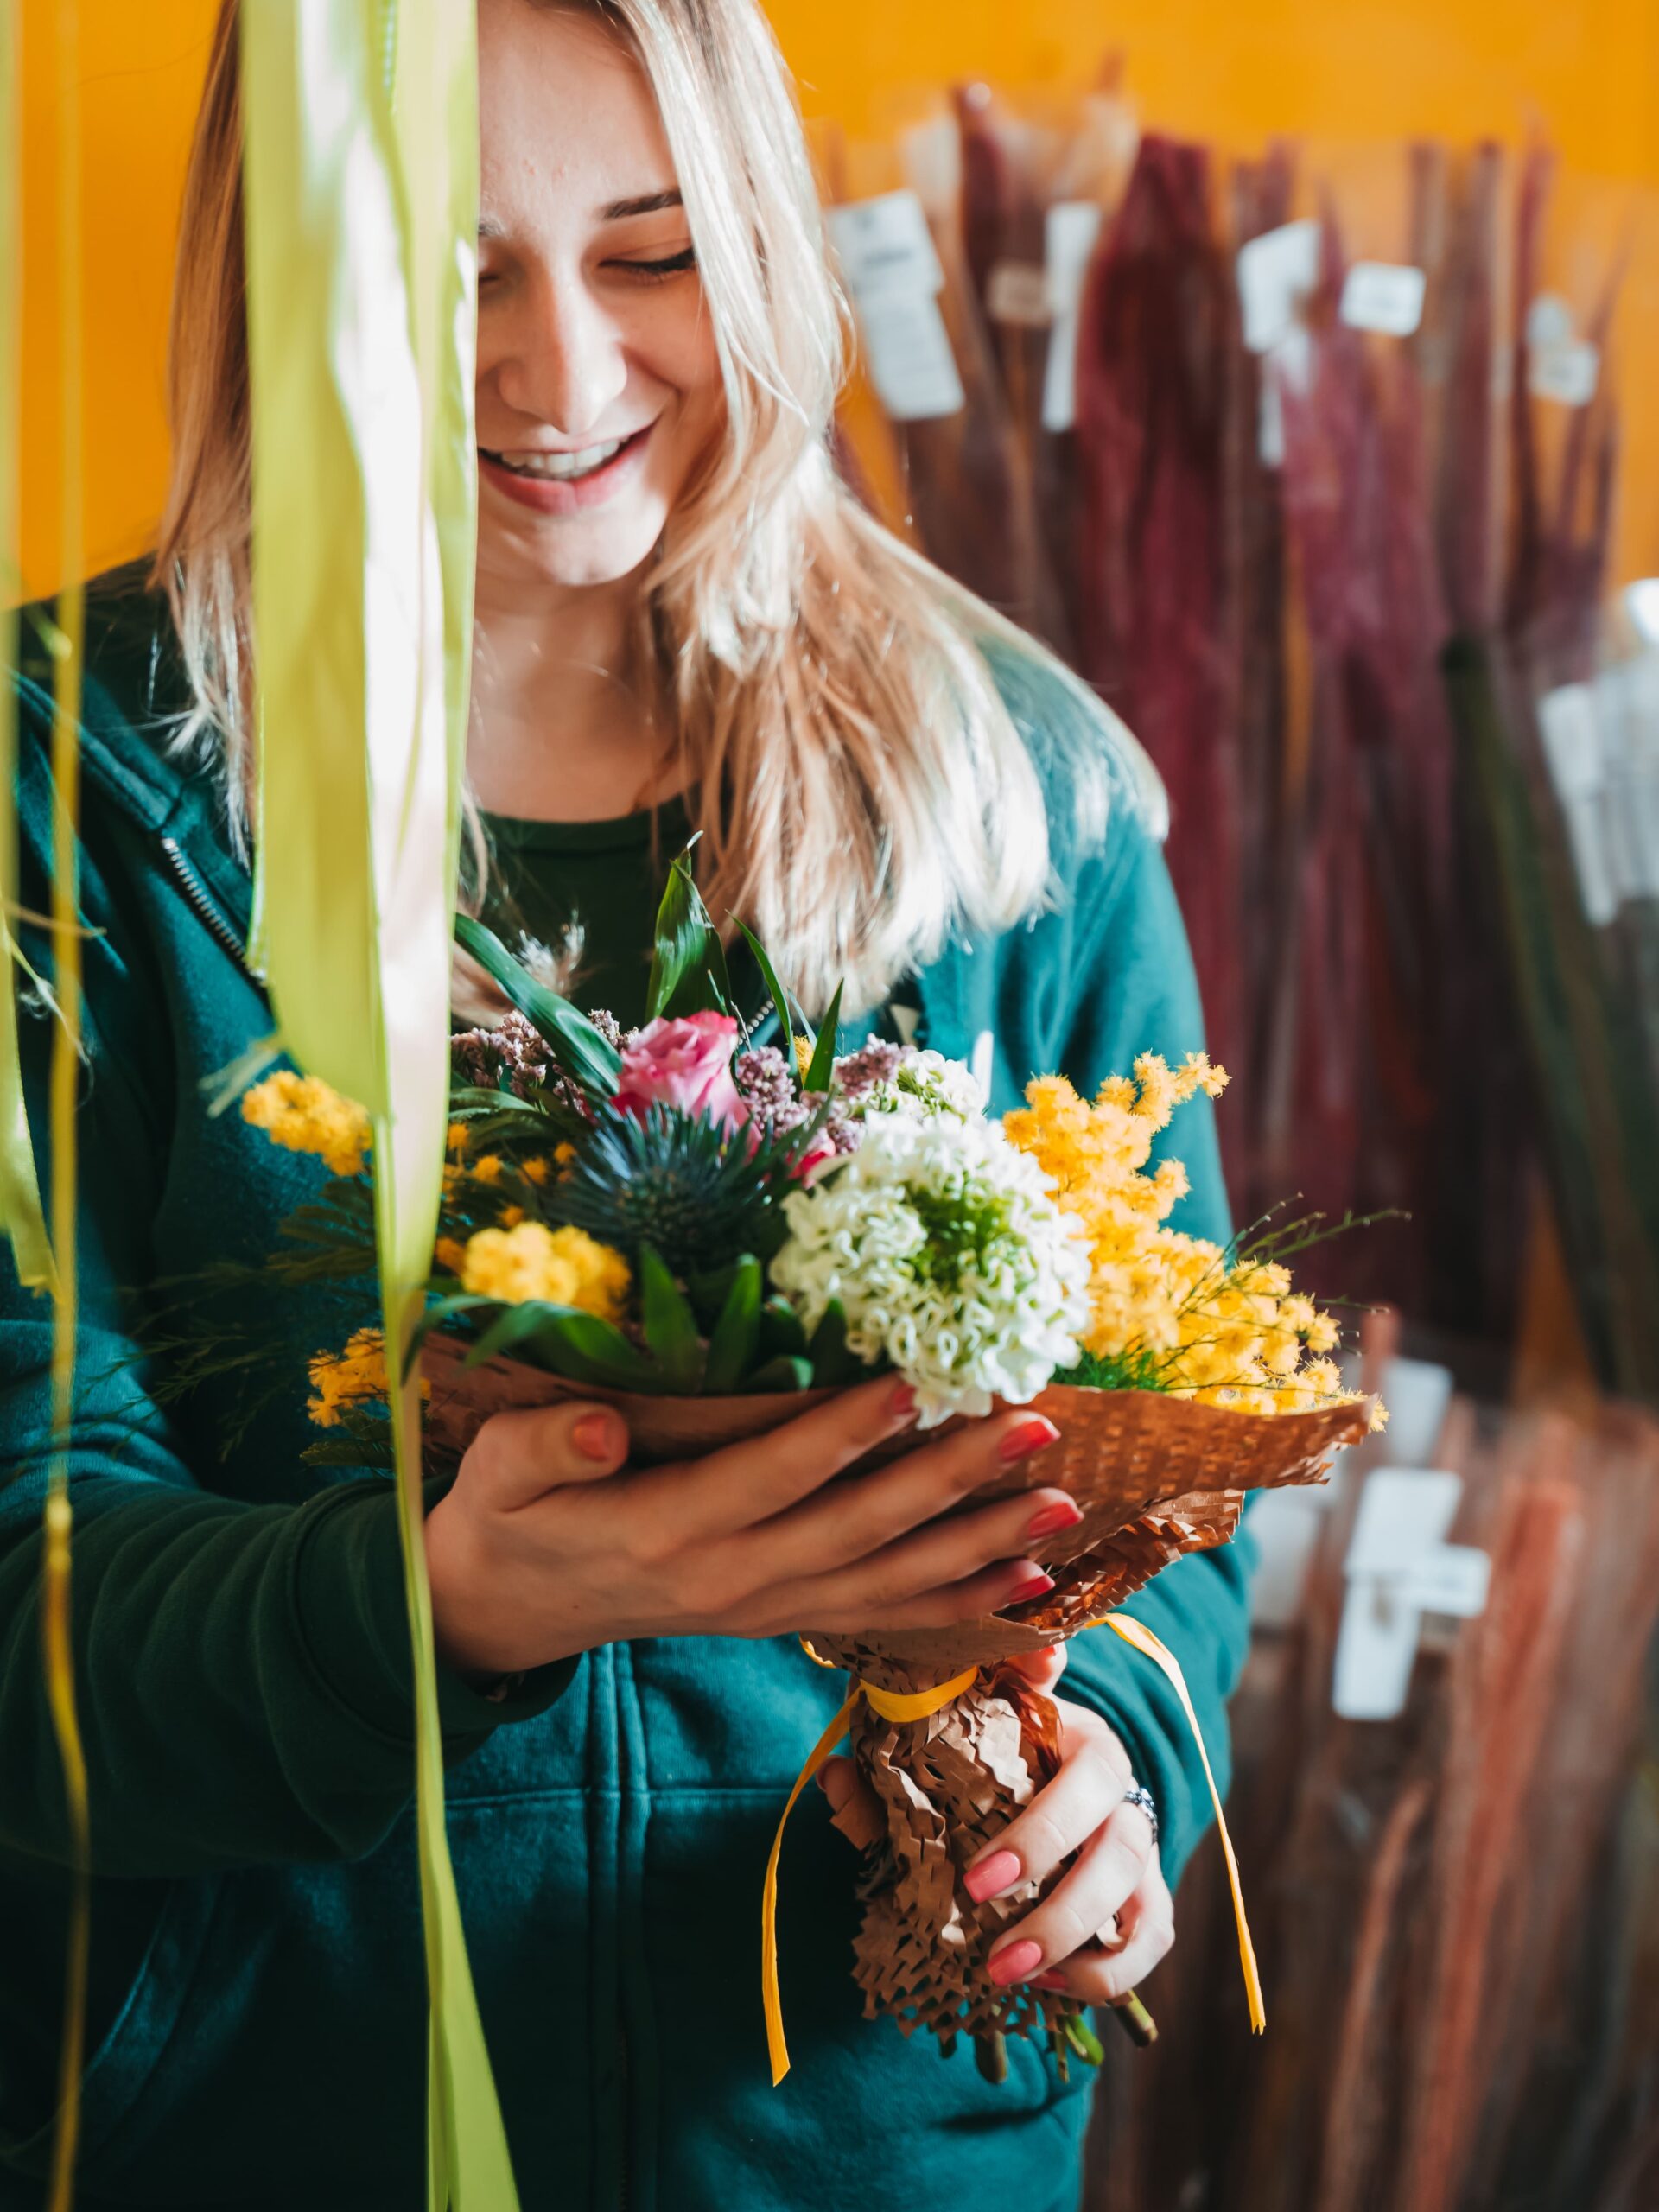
[474, 3, 723, 596]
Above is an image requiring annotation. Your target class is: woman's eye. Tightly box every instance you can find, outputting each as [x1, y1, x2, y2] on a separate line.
[614, 248, 696, 282]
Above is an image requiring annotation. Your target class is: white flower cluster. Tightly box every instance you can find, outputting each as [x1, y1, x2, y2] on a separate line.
[864, 1047, 986, 1123]
[770, 1109, 1092, 1427]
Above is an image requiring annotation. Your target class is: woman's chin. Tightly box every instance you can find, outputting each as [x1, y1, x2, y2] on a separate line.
[478, 511, 668, 594]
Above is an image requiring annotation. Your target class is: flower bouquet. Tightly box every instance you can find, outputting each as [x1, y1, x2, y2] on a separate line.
[241, 842, 1378, 2084]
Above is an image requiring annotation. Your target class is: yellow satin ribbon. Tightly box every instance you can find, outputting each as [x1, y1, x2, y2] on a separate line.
[764, 1618, 1263, 2087]
[1096, 1615, 1264, 2034]
[41, 10, 94, 2209]
[764, 1662, 979, 2083]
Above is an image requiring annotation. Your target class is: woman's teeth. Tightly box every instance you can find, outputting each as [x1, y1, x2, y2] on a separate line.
[489, 436, 628, 481]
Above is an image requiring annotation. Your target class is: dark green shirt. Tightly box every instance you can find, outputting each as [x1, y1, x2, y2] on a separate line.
[483, 795, 693, 1032]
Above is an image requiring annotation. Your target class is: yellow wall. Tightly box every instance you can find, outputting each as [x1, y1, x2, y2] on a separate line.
[15, 0, 1659, 594]
[782, 1, 1659, 181]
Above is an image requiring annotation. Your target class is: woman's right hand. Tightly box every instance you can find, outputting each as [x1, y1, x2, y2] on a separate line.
[424, 1376, 1076, 1677]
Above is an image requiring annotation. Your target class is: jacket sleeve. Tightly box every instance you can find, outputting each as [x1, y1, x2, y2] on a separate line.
[1044, 798, 1257, 1891]
[0, 690, 575, 1883]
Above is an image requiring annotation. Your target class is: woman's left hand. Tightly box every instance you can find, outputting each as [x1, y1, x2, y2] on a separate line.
[817, 1646, 1175, 2007]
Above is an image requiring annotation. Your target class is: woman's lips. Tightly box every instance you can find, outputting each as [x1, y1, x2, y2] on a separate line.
[478, 423, 653, 515]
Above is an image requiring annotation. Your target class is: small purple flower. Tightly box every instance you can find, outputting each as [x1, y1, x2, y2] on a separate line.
[450, 1010, 549, 1102]
[833, 1039, 902, 1103]
[734, 1046, 802, 1128]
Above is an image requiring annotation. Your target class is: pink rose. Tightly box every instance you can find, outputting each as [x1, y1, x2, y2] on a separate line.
[614, 1011, 747, 1131]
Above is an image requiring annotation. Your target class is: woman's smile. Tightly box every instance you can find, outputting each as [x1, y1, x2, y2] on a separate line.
[478, 422, 657, 515]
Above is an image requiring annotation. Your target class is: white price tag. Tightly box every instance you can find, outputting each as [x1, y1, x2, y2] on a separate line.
[1527, 292, 1574, 352]
[1345, 1468, 1462, 1579]
[1340, 261, 1426, 337]
[859, 295, 966, 423]
[1374, 1355, 1454, 1467]
[1046, 200, 1104, 313]
[1256, 327, 1311, 467]
[1538, 681, 1618, 924]
[1257, 372, 1286, 468]
[1333, 1468, 1491, 1720]
[1537, 683, 1602, 803]
[828, 191, 964, 423]
[1529, 338, 1599, 407]
[1402, 1544, 1491, 1618]
[1040, 200, 1103, 434]
[826, 190, 946, 302]
[1602, 652, 1659, 898]
[986, 260, 1051, 328]
[1236, 219, 1319, 353]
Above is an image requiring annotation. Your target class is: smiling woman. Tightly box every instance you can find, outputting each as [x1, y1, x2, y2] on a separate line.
[473, 16, 720, 557]
[156, 0, 1147, 1005]
[1, 4, 1256, 2210]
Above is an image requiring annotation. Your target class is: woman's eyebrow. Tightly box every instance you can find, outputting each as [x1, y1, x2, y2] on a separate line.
[601, 188, 683, 219]
[475, 189, 682, 241]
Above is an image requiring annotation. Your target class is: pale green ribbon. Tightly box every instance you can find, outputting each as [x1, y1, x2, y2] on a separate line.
[239, 8, 513, 2209]
[0, 0, 54, 1292]
[1, 5, 95, 2207]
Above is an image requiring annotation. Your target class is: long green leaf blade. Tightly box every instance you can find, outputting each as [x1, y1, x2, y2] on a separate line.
[802, 981, 842, 1093]
[646, 841, 731, 1020]
[456, 912, 621, 1094]
[703, 1253, 761, 1391]
[732, 917, 796, 1078]
[637, 1243, 703, 1389]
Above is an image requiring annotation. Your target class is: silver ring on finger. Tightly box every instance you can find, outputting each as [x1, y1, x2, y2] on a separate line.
[1120, 1782, 1158, 1847]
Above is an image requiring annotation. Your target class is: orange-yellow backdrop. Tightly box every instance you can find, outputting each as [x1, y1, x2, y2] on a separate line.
[15, 0, 1659, 594]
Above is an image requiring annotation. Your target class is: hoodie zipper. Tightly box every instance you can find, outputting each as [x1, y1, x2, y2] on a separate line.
[158, 836, 251, 973]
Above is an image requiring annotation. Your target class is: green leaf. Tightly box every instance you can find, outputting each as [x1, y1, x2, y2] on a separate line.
[405, 1293, 496, 1378]
[805, 1299, 872, 1387]
[637, 1243, 704, 1389]
[684, 1257, 742, 1333]
[467, 1301, 663, 1391]
[758, 1294, 808, 1360]
[703, 1254, 761, 1392]
[455, 912, 622, 1096]
[742, 1353, 814, 1395]
[731, 917, 797, 1080]
[802, 981, 842, 1093]
[646, 840, 732, 1020]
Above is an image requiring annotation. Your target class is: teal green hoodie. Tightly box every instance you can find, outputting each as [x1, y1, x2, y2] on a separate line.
[0, 568, 1253, 2212]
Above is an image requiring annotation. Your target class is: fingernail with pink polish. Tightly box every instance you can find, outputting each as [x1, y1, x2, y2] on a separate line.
[963, 1847, 1021, 1904]
[988, 1939, 1044, 1987]
[1033, 1969, 1069, 1992]
[571, 1412, 615, 1462]
[999, 1416, 1060, 1464]
[887, 1381, 918, 1423]
[1025, 1498, 1082, 1541]
[1004, 1569, 1054, 1605]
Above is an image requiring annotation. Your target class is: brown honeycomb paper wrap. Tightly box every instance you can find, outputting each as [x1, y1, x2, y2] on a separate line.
[421, 1332, 1370, 2063]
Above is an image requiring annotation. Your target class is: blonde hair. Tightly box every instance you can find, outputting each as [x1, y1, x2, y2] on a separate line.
[156, 0, 1156, 1014]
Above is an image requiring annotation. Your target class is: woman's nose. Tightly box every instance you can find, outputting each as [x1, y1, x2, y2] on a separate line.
[491, 267, 630, 441]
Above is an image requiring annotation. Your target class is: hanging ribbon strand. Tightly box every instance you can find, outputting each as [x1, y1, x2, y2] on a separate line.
[0, 0, 54, 1289]
[237, 6, 509, 2208]
[10, 3, 99, 2208]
